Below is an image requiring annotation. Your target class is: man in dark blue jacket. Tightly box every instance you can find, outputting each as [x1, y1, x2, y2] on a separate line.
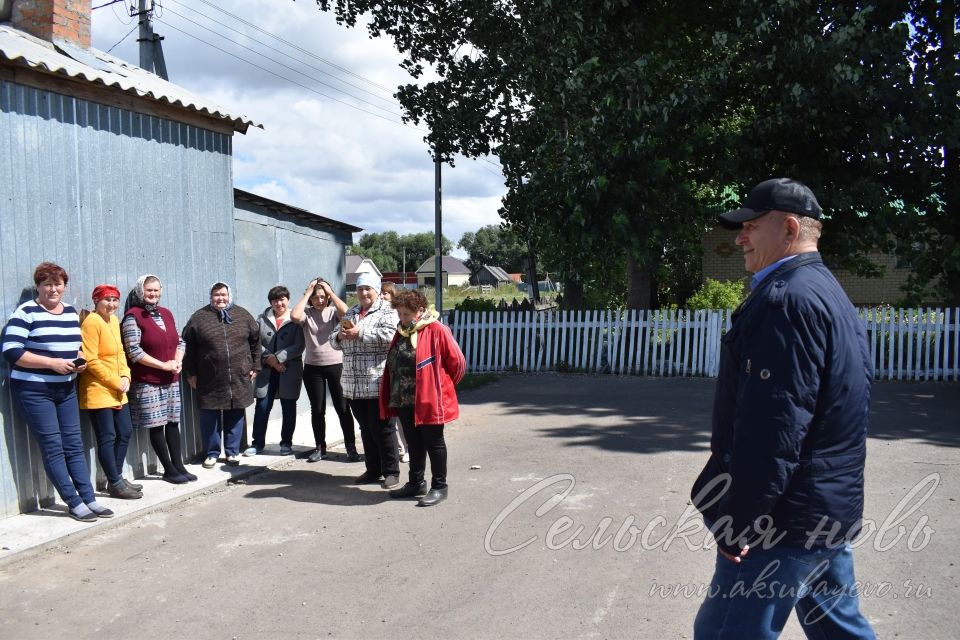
[691, 178, 876, 639]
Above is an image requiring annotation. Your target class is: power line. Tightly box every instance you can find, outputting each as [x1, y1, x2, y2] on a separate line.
[195, 0, 394, 95]
[471, 158, 504, 179]
[154, 19, 428, 132]
[105, 23, 139, 53]
[92, 0, 126, 10]
[164, 0, 399, 108]
[154, 13, 405, 119]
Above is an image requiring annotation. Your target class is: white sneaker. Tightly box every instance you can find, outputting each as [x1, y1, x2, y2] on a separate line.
[202, 456, 217, 469]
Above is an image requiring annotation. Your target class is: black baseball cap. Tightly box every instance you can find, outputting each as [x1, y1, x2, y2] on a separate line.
[718, 178, 822, 229]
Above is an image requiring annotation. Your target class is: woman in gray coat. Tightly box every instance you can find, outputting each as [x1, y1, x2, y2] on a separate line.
[182, 282, 260, 467]
[246, 285, 305, 456]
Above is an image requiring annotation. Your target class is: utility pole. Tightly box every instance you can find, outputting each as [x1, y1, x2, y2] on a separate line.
[434, 158, 443, 313]
[136, 0, 168, 80]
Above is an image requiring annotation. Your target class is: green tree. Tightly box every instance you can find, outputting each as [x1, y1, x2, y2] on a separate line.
[403, 232, 454, 272]
[687, 279, 746, 311]
[894, 1, 959, 304]
[316, 0, 958, 306]
[457, 225, 528, 273]
[351, 231, 452, 273]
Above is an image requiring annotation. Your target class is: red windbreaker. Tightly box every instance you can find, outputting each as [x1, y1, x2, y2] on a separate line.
[379, 321, 466, 425]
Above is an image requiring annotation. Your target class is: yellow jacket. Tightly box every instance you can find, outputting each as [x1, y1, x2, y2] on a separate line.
[78, 313, 130, 409]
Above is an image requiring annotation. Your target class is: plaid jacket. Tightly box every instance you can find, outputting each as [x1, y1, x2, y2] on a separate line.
[329, 298, 399, 399]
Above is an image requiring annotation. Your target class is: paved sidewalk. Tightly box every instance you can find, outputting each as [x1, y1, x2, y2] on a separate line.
[0, 403, 354, 566]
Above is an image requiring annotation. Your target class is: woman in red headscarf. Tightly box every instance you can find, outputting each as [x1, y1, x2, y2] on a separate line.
[79, 285, 141, 499]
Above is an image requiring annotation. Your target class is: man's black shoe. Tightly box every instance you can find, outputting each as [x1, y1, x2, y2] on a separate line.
[389, 481, 428, 499]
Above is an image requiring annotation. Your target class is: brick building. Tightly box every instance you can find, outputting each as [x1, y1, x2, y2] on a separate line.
[702, 226, 940, 306]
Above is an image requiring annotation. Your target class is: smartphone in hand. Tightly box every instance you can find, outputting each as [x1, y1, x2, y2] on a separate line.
[340, 318, 354, 329]
[72, 357, 87, 367]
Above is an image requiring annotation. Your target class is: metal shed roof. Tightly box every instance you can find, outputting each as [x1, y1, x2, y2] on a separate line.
[0, 24, 259, 132]
[482, 265, 512, 281]
[235, 189, 362, 233]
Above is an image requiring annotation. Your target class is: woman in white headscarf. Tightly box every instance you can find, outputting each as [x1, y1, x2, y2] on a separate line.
[182, 282, 260, 467]
[121, 274, 193, 483]
[330, 272, 401, 488]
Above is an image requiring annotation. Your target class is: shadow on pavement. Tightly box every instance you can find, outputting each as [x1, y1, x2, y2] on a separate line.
[461, 374, 716, 454]
[458, 375, 960, 453]
[868, 383, 960, 448]
[240, 468, 393, 506]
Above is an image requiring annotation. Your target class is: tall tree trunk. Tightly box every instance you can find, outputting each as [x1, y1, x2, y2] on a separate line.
[626, 255, 652, 309]
[562, 275, 584, 309]
[525, 254, 541, 304]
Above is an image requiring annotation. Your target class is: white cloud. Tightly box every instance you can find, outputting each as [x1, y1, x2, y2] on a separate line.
[91, 0, 506, 250]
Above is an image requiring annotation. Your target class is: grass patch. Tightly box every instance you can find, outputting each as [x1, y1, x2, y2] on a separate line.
[457, 373, 501, 391]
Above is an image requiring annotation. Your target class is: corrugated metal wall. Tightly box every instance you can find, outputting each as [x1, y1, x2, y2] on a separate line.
[233, 201, 354, 425]
[0, 80, 236, 518]
[233, 205, 351, 311]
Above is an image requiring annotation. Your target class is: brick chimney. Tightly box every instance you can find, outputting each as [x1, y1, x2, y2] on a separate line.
[11, 0, 91, 49]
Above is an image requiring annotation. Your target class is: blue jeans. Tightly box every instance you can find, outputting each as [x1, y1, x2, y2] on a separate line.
[694, 543, 875, 640]
[86, 405, 133, 485]
[200, 408, 245, 457]
[251, 371, 297, 449]
[12, 380, 95, 509]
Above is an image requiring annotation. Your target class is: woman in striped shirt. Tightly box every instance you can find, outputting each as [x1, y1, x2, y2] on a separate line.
[1, 262, 114, 522]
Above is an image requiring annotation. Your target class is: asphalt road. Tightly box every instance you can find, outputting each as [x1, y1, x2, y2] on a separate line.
[0, 375, 956, 639]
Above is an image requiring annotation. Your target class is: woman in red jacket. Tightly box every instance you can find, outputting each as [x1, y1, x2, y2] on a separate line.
[380, 289, 466, 506]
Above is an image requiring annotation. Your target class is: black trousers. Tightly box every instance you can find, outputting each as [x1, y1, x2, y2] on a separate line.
[397, 407, 447, 489]
[349, 398, 399, 477]
[302, 363, 355, 449]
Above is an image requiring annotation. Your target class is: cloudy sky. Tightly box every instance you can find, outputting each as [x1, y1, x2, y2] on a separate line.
[90, 0, 507, 257]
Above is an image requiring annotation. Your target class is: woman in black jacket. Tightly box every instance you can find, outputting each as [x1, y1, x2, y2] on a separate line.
[182, 282, 260, 468]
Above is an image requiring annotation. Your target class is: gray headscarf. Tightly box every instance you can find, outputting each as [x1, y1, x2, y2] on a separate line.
[132, 274, 162, 316]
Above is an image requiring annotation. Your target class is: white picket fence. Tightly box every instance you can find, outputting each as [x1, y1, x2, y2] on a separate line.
[449, 307, 960, 381]
[860, 307, 960, 381]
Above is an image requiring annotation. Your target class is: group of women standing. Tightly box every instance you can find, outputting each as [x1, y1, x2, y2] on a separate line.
[1, 264, 253, 521]
[2, 260, 467, 522]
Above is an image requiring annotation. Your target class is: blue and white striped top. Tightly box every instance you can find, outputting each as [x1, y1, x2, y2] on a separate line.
[1, 301, 82, 384]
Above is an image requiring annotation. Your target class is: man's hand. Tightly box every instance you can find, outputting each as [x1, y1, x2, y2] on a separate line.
[120, 377, 130, 393]
[187, 375, 197, 389]
[719, 544, 750, 564]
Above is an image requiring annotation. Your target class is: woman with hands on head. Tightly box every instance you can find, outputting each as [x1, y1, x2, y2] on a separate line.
[291, 277, 359, 463]
[182, 282, 260, 468]
[122, 274, 194, 484]
[1, 262, 113, 521]
[78, 284, 141, 499]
